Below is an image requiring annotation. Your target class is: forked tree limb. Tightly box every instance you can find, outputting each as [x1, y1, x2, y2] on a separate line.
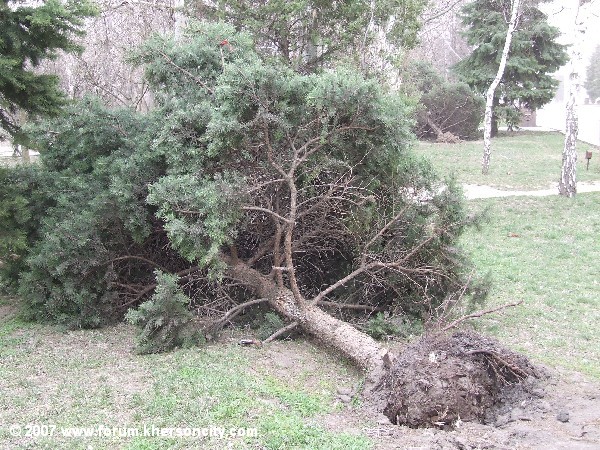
[311, 234, 437, 306]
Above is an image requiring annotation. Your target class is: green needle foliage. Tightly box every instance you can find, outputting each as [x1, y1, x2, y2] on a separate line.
[190, 0, 426, 73]
[0, 0, 97, 139]
[3, 23, 483, 349]
[125, 270, 205, 353]
[0, 164, 51, 289]
[454, 0, 567, 132]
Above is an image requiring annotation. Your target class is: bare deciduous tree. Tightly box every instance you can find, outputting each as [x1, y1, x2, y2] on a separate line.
[559, 0, 594, 197]
[412, 0, 471, 74]
[482, 0, 521, 174]
[42, 0, 182, 110]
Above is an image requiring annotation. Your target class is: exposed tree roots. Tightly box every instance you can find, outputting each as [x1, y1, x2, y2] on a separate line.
[370, 331, 541, 429]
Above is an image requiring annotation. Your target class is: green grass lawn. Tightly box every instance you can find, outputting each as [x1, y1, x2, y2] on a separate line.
[414, 131, 600, 190]
[417, 131, 600, 379]
[0, 312, 370, 449]
[462, 194, 600, 378]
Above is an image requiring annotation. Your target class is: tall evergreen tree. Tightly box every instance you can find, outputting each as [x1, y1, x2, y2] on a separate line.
[189, 0, 426, 73]
[454, 0, 567, 134]
[0, 0, 96, 139]
[584, 44, 600, 102]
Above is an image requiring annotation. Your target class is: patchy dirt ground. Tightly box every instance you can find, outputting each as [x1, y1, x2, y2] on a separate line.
[357, 367, 600, 450]
[257, 336, 600, 450]
[2, 300, 599, 449]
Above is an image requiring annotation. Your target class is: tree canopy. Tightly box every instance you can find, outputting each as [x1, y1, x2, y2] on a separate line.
[407, 62, 484, 141]
[0, 0, 96, 139]
[190, 0, 426, 73]
[454, 0, 567, 132]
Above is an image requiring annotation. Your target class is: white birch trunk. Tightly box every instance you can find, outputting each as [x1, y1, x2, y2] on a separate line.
[559, 2, 587, 197]
[482, 0, 521, 174]
[172, 0, 187, 39]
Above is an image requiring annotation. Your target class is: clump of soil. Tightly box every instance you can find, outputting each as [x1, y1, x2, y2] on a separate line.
[437, 131, 461, 144]
[379, 331, 541, 428]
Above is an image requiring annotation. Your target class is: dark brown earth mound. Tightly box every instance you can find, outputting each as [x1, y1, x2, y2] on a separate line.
[379, 331, 542, 428]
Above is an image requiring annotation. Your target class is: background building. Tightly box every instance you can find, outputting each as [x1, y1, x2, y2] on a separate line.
[536, 0, 600, 145]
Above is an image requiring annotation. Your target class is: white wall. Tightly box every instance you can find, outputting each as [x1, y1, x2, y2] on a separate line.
[536, 1, 600, 146]
[538, 101, 600, 146]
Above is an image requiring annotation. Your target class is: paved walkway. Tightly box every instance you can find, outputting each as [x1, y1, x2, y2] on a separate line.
[464, 181, 600, 199]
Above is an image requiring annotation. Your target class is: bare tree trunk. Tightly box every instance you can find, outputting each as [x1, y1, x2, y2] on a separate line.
[491, 99, 499, 138]
[227, 261, 388, 381]
[172, 0, 187, 39]
[560, 94, 579, 196]
[482, 0, 521, 174]
[427, 115, 445, 140]
[426, 116, 460, 143]
[559, 1, 587, 197]
[21, 147, 30, 163]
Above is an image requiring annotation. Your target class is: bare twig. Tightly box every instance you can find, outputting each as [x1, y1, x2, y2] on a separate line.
[466, 348, 532, 381]
[158, 49, 214, 95]
[361, 205, 410, 264]
[102, 255, 169, 273]
[211, 297, 269, 330]
[263, 321, 299, 343]
[440, 300, 523, 332]
[423, 0, 466, 24]
[317, 300, 385, 312]
[242, 206, 293, 224]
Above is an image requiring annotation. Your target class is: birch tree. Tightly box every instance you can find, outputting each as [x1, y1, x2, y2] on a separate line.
[482, 0, 521, 174]
[455, 0, 566, 171]
[559, 0, 592, 197]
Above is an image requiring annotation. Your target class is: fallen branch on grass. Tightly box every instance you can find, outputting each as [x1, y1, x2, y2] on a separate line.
[439, 300, 523, 333]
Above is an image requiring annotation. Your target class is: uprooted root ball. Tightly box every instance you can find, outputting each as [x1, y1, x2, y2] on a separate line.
[380, 331, 541, 428]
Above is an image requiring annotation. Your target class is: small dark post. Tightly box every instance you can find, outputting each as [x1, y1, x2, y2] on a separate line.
[585, 150, 593, 170]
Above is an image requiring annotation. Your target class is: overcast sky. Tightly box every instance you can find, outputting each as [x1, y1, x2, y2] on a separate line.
[540, 0, 600, 67]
